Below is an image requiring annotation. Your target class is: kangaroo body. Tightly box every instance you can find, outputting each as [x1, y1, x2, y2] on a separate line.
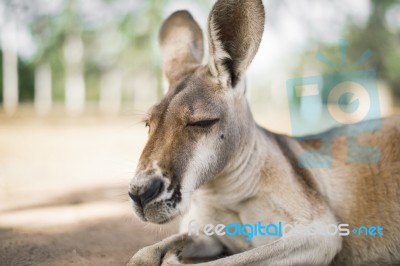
[127, 1, 400, 265]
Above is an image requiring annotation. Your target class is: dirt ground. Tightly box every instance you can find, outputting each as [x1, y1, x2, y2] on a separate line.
[2, 104, 396, 266]
[0, 113, 179, 266]
[0, 103, 293, 266]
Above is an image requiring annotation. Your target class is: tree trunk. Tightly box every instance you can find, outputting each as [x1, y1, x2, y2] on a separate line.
[34, 62, 52, 115]
[2, 16, 18, 115]
[63, 35, 85, 115]
[100, 69, 122, 115]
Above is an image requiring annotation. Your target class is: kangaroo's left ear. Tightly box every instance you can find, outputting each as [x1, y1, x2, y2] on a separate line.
[207, 0, 265, 89]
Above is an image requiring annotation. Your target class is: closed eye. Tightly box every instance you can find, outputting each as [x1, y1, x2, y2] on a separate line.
[187, 119, 220, 128]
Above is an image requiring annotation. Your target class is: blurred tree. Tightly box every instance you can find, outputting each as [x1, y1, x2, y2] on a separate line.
[344, 0, 400, 98]
[292, 0, 400, 106]
[1, 2, 19, 114]
[18, 57, 35, 102]
[1, 0, 214, 114]
[30, 15, 61, 114]
[0, 50, 2, 103]
[63, 0, 85, 114]
[30, 7, 68, 104]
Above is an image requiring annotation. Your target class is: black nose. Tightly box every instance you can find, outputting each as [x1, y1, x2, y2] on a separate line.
[129, 179, 164, 207]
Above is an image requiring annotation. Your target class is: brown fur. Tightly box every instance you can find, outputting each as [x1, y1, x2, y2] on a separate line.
[128, 1, 400, 265]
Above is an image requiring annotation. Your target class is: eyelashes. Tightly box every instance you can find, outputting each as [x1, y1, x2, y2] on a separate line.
[144, 118, 220, 132]
[187, 119, 220, 128]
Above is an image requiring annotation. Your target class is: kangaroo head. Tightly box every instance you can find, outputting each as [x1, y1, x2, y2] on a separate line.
[129, 0, 265, 224]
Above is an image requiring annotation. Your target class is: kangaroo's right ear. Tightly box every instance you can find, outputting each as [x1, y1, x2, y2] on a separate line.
[207, 0, 265, 89]
[159, 11, 204, 88]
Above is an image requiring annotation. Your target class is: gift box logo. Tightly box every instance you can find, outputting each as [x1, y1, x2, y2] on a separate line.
[286, 40, 381, 168]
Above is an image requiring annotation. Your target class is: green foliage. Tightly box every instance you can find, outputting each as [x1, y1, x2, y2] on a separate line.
[5, 0, 397, 108]
[0, 0, 216, 105]
[344, 0, 400, 97]
[18, 58, 35, 102]
[293, 0, 400, 102]
[49, 48, 66, 101]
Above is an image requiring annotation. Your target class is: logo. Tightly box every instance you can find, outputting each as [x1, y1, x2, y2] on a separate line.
[188, 220, 384, 241]
[286, 39, 381, 168]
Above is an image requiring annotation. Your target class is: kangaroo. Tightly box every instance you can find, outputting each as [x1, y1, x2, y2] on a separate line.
[127, 0, 400, 265]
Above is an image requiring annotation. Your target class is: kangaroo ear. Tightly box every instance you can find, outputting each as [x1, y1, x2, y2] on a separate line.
[207, 0, 265, 88]
[159, 11, 204, 87]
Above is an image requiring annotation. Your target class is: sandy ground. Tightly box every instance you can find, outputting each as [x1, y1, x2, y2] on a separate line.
[2, 103, 397, 266]
[0, 113, 179, 266]
[0, 103, 293, 266]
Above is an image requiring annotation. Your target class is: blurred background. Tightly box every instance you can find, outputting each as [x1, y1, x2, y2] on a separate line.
[0, 0, 399, 265]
